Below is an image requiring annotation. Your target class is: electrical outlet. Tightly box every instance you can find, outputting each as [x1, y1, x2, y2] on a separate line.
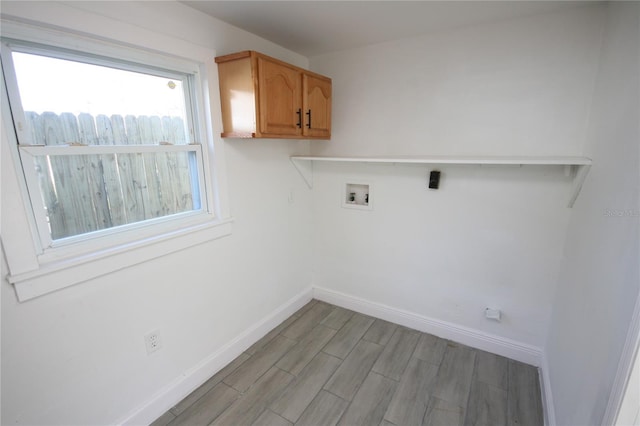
[144, 330, 162, 355]
[485, 308, 502, 322]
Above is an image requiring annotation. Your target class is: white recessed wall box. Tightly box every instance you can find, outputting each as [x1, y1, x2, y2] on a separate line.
[342, 181, 372, 211]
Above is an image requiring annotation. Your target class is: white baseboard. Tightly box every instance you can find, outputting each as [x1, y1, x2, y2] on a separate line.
[117, 287, 313, 426]
[118, 285, 550, 425]
[540, 352, 557, 426]
[313, 286, 554, 422]
[313, 286, 543, 367]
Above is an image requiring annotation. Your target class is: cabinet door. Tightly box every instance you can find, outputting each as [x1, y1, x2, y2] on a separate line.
[257, 57, 302, 137]
[303, 74, 331, 138]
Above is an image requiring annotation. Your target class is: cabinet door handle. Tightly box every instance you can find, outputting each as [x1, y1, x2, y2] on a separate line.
[296, 109, 302, 128]
[306, 109, 312, 129]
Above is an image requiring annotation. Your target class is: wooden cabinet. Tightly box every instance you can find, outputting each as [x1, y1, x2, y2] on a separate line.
[257, 56, 302, 137]
[303, 74, 331, 138]
[215, 51, 331, 139]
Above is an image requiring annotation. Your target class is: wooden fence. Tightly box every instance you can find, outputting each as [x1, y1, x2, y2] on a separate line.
[24, 112, 196, 240]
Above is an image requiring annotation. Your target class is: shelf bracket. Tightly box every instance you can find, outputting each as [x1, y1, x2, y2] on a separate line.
[291, 157, 313, 189]
[568, 164, 591, 208]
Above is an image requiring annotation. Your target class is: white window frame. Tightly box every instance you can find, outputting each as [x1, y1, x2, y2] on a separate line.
[1, 21, 233, 302]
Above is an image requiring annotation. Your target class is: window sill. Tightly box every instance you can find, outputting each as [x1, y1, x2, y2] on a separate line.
[7, 217, 234, 302]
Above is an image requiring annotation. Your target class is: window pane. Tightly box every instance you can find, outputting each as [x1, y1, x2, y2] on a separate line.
[13, 52, 191, 145]
[31, 151, 201, 240]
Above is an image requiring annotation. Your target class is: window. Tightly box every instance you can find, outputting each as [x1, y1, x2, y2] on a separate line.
[1, 31, 230, 301]
[3, 40, 213, 252]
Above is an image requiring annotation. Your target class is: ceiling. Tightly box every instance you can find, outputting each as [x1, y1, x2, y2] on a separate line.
[181, 1, 595, 57]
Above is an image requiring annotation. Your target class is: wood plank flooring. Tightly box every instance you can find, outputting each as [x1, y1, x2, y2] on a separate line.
[152, 300, 543, 426]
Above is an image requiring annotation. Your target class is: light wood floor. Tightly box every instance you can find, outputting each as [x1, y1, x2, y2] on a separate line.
[151, 300, 543, 426]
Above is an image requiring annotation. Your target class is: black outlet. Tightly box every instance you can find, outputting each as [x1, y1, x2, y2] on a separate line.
[429, 170, 441, 189]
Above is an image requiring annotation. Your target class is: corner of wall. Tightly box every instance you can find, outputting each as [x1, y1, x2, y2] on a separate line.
[118, 287, 313, 425]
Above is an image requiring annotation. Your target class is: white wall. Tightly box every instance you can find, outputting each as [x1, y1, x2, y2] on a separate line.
[310, 5, 604, 158]
[308, 5, 605, 350]
[545, 2, 640, 425]
[3, 2, 637, 425]
[1, 2, 312, 425]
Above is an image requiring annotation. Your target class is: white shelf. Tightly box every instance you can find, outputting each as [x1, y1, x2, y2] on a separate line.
[291, 155, 591, 166]
[290, 155, 592, 207]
